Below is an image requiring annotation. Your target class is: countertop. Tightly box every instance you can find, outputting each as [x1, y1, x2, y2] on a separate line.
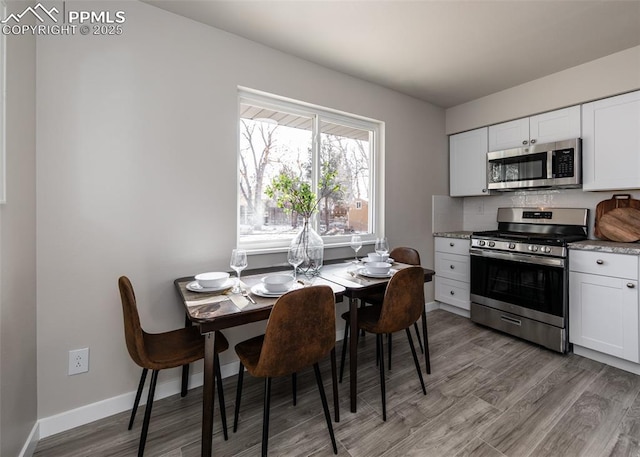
[569, 240, 640, 255]
[433, 231, 473, 240]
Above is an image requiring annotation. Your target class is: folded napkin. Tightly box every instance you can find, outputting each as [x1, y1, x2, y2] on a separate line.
[229, 293, 250, 310]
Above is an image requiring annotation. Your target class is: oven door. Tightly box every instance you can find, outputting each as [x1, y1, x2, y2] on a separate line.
[469, 248, 567, 328]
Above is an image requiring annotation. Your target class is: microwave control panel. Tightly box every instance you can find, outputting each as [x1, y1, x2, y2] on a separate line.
[552, 149, 575, 178]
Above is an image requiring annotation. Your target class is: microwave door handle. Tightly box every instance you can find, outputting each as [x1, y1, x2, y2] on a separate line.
[548, 149, 554, 179]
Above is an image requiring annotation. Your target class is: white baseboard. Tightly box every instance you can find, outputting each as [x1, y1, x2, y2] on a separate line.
[425, 301, 439, 313]
[573, 345, 640, 375]
[438, 302, 470, 318]
[38, 361, 240, 439]
[18, 421, 39, 457]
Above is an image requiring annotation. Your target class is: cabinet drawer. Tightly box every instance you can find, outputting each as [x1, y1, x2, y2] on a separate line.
[570, 250, 638, 279]
[435, 237, 470, 256]
[435, 252, 470, 282]
[435, 277, 470, 310]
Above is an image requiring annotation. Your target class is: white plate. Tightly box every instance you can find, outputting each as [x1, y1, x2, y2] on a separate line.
[361, 257, 394, 264]
[186, 279, 234, 293]
[356, 267, 396, 279]
[251, 282, 303, 298]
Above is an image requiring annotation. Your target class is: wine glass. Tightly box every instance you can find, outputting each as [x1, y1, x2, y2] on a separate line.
[375, 237, 389, 258]
[350, 235, 362, 263]
[287, 245, 305, 282]
[230, 248, 248, 293]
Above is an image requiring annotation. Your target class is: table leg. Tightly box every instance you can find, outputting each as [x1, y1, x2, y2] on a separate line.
[202, 332, 216, 457]
[349, 296, 358, 413]
[182, 314, 192, 397]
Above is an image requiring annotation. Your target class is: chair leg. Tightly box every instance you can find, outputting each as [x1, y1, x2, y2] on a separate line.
[215, 354, 228, 441]
[377, 334, 387, 421]
[233, 363, 244, 433]
[261, 377, 272, 457]
[292, 372, 297, 406]
[181, 364, 189, 397]
[313, 363, 338, 454]
[405, 328, 426, 395]
[339, 319, 349, 383]
[138, 369, 158, 457]
[330, 348, 340, 422]
[128, 368, 148, 430]
[421, 310, 431, 374]
[414, 321, 424, 354]
[387, 333, 392, 371]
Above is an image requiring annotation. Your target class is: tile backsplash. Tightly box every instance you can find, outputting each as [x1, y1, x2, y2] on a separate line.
[460, 189, 640, 238]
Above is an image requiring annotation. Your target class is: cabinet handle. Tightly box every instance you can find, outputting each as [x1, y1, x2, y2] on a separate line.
[596, 259, 604, 265]
[522, 140, 528, 145]
[449, 242, 455, 247]
[627, 283, 635, 289]
[482, 188, 487, 193]
[450, 290, 455, 295]
[530, 139, 536, 144]
[450, 265, 455, 269]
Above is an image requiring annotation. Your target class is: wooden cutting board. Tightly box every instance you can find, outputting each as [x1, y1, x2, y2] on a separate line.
[598, 207, 640, 242]
[595, 194, 640, 240]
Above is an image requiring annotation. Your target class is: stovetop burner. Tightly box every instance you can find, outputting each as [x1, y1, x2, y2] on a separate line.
[470, 207, 589, 257]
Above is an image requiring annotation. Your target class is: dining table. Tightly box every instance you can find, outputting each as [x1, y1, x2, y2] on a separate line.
[174, 259, 435, 457]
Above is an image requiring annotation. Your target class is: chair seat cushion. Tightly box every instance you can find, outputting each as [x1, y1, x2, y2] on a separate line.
[144, 328, 228, 370]
[341, 306, 383, 333]
[235, 334, 265, 375]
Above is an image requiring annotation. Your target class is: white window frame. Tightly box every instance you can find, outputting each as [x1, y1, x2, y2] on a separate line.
[0, 0, 6, 203]
[237, 87, 385, 253]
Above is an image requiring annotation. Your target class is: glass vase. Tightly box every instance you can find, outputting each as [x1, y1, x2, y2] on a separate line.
[290, 219, 324, 276]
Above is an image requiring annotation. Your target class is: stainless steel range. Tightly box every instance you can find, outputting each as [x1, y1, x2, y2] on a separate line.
[470, 207, 588, 353]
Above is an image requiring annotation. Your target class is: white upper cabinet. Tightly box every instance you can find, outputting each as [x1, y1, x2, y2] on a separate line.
[449, 127, 488, 197]
[488, 106, 581, 151]
[582, 90, 640, 191]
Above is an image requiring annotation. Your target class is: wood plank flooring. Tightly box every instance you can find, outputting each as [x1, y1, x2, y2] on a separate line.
[34, 310, 640, 457]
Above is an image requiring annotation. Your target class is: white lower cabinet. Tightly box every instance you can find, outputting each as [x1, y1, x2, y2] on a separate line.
[434, 237, 470, 311]
[569, 250, 639, 362]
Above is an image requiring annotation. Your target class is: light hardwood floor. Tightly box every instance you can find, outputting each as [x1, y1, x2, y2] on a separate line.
[34, 310, 640, 457]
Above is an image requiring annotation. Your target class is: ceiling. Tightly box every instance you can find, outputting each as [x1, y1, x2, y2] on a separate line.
[143, 1, 640, 108]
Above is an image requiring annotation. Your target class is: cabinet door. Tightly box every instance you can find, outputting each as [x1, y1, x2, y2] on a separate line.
[582, 91, 640, 191]
[488, 117, 529, 151]
[449, 128, 488, 197]
[569, 271, 639, 362]
[529, 105, 581, 145]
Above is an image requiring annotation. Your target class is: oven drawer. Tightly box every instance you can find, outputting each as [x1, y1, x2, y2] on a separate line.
[569, 250, 638, 279]
[435, 277, 470, 310]
[435, 252, 470, 282]
[435, 237, 470, 256]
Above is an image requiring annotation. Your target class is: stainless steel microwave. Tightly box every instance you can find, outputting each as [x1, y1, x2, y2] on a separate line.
[487, 138, 581, 191]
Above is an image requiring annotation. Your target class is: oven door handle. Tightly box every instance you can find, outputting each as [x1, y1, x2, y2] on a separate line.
[469, 248, 565, 268]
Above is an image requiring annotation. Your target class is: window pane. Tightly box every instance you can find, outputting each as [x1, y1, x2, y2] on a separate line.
[239, 103, 313, 245]
[319, 120, 371, 236]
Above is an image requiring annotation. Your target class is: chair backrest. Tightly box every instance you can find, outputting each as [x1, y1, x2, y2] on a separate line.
[118, 276, 150, 368]
[389, 247, 420, 265]
[252, 285, 336, 378]
[375, 266, 425, 334]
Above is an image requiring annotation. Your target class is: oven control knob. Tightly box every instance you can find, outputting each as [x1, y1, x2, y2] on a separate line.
[488, 241, 495, 247]
[509, 243, 516, 249]
[478, 240, 486, 246]
[541, 246, 552, 253]
[528, 245, 539, 252]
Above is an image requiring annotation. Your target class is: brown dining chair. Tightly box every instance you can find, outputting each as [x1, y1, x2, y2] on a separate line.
[340, 247, 430, 379]
[233, 285, 338, 456]
[339, 266, 427, 421]
[118, 276, 229, 456]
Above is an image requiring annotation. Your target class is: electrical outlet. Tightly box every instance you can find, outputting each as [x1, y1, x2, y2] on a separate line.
[68, 348, 89, 375]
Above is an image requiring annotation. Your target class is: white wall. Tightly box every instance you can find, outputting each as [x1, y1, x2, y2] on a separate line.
[36, 0, 446, 421]
[0, 2, 37, 455]
[446, 45, 640, 135]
